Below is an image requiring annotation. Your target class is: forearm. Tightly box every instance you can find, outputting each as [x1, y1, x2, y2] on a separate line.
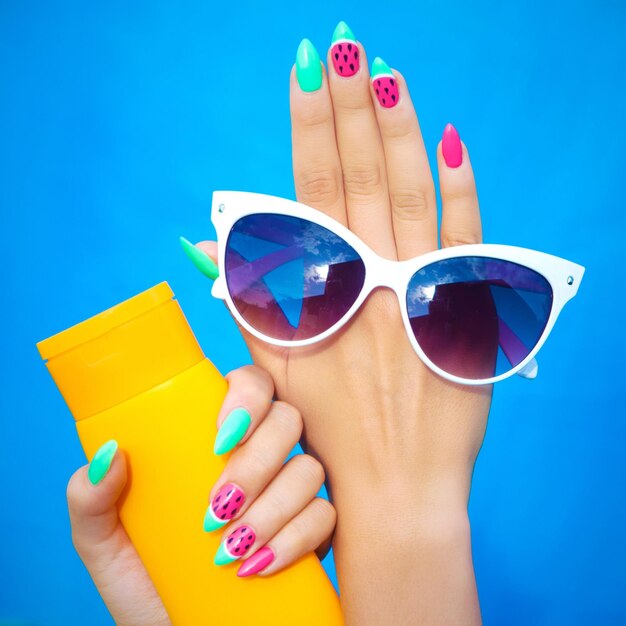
[331, 472, 481, 626]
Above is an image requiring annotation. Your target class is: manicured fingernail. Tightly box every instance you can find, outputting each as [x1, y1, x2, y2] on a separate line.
[87, 440, 118, 485]
[331, 21, 359, 77]
[179, 236, 219, 280]
[214, 408, 251, 456]
[442, 123, 463, 168]
[371, 57, 399, 108]
[204, 483, 245, 532]
[214, 525, 257, 565]
[296, 39, 323, 92]
[237, 546, 275, 577]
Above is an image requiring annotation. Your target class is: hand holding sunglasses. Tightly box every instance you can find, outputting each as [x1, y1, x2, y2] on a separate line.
[182, 24, 585, 626]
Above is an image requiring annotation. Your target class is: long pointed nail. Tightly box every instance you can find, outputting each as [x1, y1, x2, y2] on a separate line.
[214, 525, 256, 565]
[442, 123, 463, 168]
[203, 483, 245, 532]
[214, 408, 251, 455]
[296, 39, 323, 92]
[331, 21, 359, 77]
[371, 57, 399, 108]
[88, 440, 118, 485]
[179, 236, 219, 280]
[237, 546, 275, 577]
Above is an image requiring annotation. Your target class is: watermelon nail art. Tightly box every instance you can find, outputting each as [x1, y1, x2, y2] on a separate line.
[203, 483, 245, 533]
[331, 21, 360, 77]
[214, 525, 257, 566]
[371, 57, 399, 108]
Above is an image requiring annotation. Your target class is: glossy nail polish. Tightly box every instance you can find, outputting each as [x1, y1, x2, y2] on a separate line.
[214, 525, 257, 566]
[371, 57, 399, 108]
[179, 236, 219, 280]
[296, 39, 323, 92]
[442, 123, 463, 168]
[237, 546, 275, 577]
[204, 483, 245, 532]
[88, 439, 118, 485]
[331, 21, 359, 77]
[214, 407, 251, 456]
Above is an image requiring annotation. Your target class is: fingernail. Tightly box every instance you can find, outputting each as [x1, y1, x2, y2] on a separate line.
[214, 408, 251, 456]
[296, 39, 323, 92]
[371, 57, 399, 108]
[88, 440, 118, 485]
[442, 123, 463, 168]
[237, 546, 275, 577]
[179, 236, 219, 280]
[214, 525, 257, 565]
[331, 21, 359, 77]
[204, 483, 245, 532]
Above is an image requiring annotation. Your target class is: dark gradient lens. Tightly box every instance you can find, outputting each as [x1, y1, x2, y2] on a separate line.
[406, 257, 553, 380]
[225, 213, 366, 341]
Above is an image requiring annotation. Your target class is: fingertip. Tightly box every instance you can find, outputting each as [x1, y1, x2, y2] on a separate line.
[195, 240, 218, 262]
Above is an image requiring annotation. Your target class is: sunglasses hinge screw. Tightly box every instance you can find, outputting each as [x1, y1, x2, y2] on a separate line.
[218, 204, 225, 213]
[567, 276, 574, 285]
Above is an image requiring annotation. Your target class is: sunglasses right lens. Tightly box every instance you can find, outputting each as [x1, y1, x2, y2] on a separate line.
[406, 257, 553, 380]
[225, 213, 366, 341]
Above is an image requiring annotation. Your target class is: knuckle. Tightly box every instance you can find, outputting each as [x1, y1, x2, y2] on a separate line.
[313, 497, 337, 525]
[297, 168, 342, 207]
[343, 164, 382, 199]
[66, 470, 83, 507]
[390, 189, 432, 222]
[230, 365, 275, 400]
[270, 401, 303, 437]
[290, 514, 314, 550]
[441, 230, 481, 247]
[291, 454, 325, 486]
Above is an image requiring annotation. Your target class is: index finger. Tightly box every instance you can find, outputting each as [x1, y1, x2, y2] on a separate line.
[213, 365, 275, 455]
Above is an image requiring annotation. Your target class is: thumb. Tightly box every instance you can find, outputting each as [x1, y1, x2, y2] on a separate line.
[66, 440, 127, 559]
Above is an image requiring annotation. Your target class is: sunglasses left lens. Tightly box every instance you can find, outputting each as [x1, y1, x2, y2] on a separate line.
[225, 213, 366, 341]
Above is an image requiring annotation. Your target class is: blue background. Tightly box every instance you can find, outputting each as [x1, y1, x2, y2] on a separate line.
[1, 1, 624, 624]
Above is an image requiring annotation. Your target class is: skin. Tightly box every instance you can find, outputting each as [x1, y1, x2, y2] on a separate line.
[68, 36, 489, 626]
[197, 43, 489, 625]
[66, 365, 335, 626]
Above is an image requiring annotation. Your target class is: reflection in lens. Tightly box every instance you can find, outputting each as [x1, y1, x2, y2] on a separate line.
[225, 214, 366, 341]
[406, 257, 553, 380]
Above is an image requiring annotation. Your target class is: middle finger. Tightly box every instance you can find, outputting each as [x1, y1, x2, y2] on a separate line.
[327, 22, 396, 259]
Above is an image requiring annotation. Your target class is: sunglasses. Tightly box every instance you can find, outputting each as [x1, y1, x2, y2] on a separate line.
[209, 192, 584, 385]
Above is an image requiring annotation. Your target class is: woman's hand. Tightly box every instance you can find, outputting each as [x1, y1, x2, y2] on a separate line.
[192, 23, 488, 625]
[66, 365, 335, 626]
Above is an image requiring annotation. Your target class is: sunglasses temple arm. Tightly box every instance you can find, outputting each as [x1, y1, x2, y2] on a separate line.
[517, 357, 538, 379]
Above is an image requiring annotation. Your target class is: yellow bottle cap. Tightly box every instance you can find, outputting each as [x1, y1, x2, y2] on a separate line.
[36, 282, 206, 421]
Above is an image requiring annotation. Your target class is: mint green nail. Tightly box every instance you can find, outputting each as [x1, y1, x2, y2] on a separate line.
[204, 505, 227, 533]
[214, 407, 251, 456]
[179, 236, 219, 280]
[214, 541, 237, 566]
[371, 57, 393, 77]
[88, 440, 118, 485]
[332, 21, 356, 43]
[296, 39, 322, 92]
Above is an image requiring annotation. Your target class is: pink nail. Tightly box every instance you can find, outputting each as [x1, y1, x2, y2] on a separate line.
[225, 525, 257, 559]
[237, 546, 275, 577]
[331, 41, 359, 77]
[442, 123, 463, 168]
[208, 483, 245, 527]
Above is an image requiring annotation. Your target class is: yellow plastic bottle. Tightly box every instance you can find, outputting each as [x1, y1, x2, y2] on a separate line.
[36, 282, 343, 626]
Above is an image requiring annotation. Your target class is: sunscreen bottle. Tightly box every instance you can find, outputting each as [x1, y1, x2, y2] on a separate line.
[36, 282, 343, 625]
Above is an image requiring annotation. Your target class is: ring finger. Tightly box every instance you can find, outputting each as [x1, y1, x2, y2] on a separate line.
[213, 454, 325, 565]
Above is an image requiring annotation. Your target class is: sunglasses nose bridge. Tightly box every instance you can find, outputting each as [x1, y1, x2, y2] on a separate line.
[366, 256, 408, 299]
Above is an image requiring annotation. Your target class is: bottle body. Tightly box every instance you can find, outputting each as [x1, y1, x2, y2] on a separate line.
[37, 283, 343, 625]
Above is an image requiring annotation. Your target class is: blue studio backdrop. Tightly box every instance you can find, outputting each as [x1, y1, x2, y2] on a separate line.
[2, 1, 624, 624]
